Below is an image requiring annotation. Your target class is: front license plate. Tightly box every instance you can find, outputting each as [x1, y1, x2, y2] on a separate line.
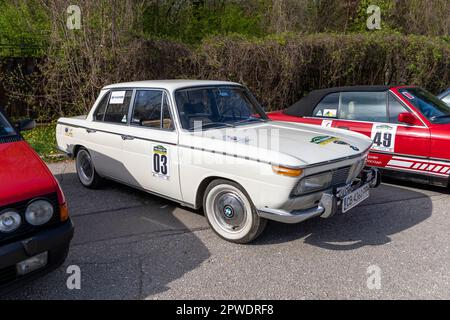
[342, 184, 370, 213]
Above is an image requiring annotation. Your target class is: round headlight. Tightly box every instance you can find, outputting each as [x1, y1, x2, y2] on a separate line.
[25, 200, 54, 226]
[0, 210, 22, 233]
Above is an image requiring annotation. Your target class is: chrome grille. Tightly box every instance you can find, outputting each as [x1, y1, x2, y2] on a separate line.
[331, 166, 351, 186]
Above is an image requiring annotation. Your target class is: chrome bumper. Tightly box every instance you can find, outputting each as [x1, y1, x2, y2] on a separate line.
[257, 168, 379, 224]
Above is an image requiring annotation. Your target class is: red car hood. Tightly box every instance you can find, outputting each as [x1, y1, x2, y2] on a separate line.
[0, 140, 57, 207]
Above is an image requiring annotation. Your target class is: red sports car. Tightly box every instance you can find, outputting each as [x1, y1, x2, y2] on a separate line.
[0, 109, 74, 290]
[268, 86, 450, 187]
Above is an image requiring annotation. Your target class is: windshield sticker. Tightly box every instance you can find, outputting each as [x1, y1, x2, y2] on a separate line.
[402, 92, 415, 100]
[152, 145, 170, 179]
[316, 110, 323, 116]
[323, 109, 337, 117]
[321, 120, 333, 128]
[110, 91, 126, 104]
[371, 123, 397, 153]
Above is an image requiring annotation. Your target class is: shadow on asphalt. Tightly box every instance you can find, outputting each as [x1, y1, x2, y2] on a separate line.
[5, 171, 210, 300]
[254, 182, 433, 250]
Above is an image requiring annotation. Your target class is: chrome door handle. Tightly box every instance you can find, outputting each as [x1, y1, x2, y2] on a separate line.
[86, 128, 96, 133]
[121, 135, 134, 140]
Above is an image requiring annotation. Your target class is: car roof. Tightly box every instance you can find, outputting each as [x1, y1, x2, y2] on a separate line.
[102, 80, 242, 91]
[284, 85, 399, 117]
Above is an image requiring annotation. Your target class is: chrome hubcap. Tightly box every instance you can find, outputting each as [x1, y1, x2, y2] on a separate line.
[213, 191, 247, 232]
[77, 150, 94, 184]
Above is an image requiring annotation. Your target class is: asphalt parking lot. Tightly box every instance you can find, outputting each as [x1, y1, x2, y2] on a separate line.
[4, 160, 450, 299]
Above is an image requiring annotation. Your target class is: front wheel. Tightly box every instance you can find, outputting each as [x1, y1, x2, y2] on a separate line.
[75, 147, 103, 188]
[203, 179, 267, 244]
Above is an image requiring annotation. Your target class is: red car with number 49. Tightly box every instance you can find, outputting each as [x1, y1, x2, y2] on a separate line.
[268, 86, 450, 187]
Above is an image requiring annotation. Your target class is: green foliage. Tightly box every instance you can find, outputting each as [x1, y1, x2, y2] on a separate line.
[348, 0, 397, 33]
[0, 0, 50, 57]
[142, 1, 264, 44]
[22, 124, 63, 162]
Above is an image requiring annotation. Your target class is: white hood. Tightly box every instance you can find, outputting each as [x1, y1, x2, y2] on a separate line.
[180, 121, 373, 168]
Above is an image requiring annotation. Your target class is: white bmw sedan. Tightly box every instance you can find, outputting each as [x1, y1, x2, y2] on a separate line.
[56, 80, 378, 243]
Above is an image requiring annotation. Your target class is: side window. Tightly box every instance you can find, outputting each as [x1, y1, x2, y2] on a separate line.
[131, 90, 173, 129]
[104, 90, 133, 124]
[388, 94, 409, 123]
[339, 92, 387, 122]
[94, 92, 110, 121]
[313, 93, 339, 118]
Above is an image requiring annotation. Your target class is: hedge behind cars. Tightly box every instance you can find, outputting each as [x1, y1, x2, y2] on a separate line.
[1, 33, 449, 120]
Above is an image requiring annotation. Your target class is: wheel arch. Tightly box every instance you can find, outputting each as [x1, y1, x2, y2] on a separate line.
[194, 176, 241, 209]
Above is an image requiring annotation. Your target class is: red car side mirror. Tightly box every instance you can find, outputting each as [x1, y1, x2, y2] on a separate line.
[398, 112, 420, 126]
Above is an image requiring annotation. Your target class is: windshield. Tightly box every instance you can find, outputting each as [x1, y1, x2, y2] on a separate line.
[399, 88, 450, 124]
[174, 86, 268, 131]
[0, 112, 16, 137]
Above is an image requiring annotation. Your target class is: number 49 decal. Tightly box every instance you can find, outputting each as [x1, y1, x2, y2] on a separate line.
[152, 145, 170, 179]
[370, 124, 397, 153]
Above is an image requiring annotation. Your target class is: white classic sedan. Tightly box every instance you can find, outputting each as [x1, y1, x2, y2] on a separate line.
[56, 80, 378, 243]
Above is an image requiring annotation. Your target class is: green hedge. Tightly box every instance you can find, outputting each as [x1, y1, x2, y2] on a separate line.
[3, 33, 450, 119]
[145, 33, 450, 111]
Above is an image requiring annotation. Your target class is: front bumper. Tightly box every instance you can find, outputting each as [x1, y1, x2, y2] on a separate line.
[257, 168, 378, 224]
[0, 219, 74, 292]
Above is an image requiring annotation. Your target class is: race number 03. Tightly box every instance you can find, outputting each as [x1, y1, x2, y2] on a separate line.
[152, 145, 170, 178]
[153, 153, 168, 175]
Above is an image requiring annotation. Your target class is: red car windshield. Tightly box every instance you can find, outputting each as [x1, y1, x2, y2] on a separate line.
[0, 112, 16, 137]
[399, 88, 450, 124]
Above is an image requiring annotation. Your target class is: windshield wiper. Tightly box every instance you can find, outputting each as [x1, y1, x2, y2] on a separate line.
[189, 122, 234, 131]
[232, 118, 267, 127]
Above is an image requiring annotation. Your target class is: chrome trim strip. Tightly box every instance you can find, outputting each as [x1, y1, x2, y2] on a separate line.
[58, 122, 369, 170]
[57, 121, 177, 146]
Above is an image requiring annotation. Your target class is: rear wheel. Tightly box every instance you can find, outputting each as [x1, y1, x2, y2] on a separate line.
[75, 148, 103, 188]
[203, 179, 267, 244]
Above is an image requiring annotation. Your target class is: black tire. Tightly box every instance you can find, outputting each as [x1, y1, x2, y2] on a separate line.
[75, 147, 103, 189]
[203, 179, 267, 244]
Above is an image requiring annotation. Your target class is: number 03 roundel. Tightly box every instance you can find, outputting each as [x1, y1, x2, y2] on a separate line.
[152, 144, 170, 179]
[370, 123, 397, 153]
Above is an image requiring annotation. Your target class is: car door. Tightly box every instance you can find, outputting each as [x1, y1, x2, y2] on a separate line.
[87, 89, 135, 182]
[385, 91, 430, 166]
[121, 89, 182, 200]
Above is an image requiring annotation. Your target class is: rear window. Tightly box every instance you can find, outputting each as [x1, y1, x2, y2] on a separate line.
[0, 113, 16, 137]
[313, 93, 339, 118]
[103, 90, 133, 124]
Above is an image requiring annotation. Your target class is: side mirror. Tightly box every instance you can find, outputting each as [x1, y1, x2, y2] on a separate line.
[15, 119, 36, 132]
[398, 112, 420, 126]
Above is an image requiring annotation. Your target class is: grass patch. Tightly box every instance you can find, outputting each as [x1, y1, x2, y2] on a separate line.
[22, 124, 65, 162]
